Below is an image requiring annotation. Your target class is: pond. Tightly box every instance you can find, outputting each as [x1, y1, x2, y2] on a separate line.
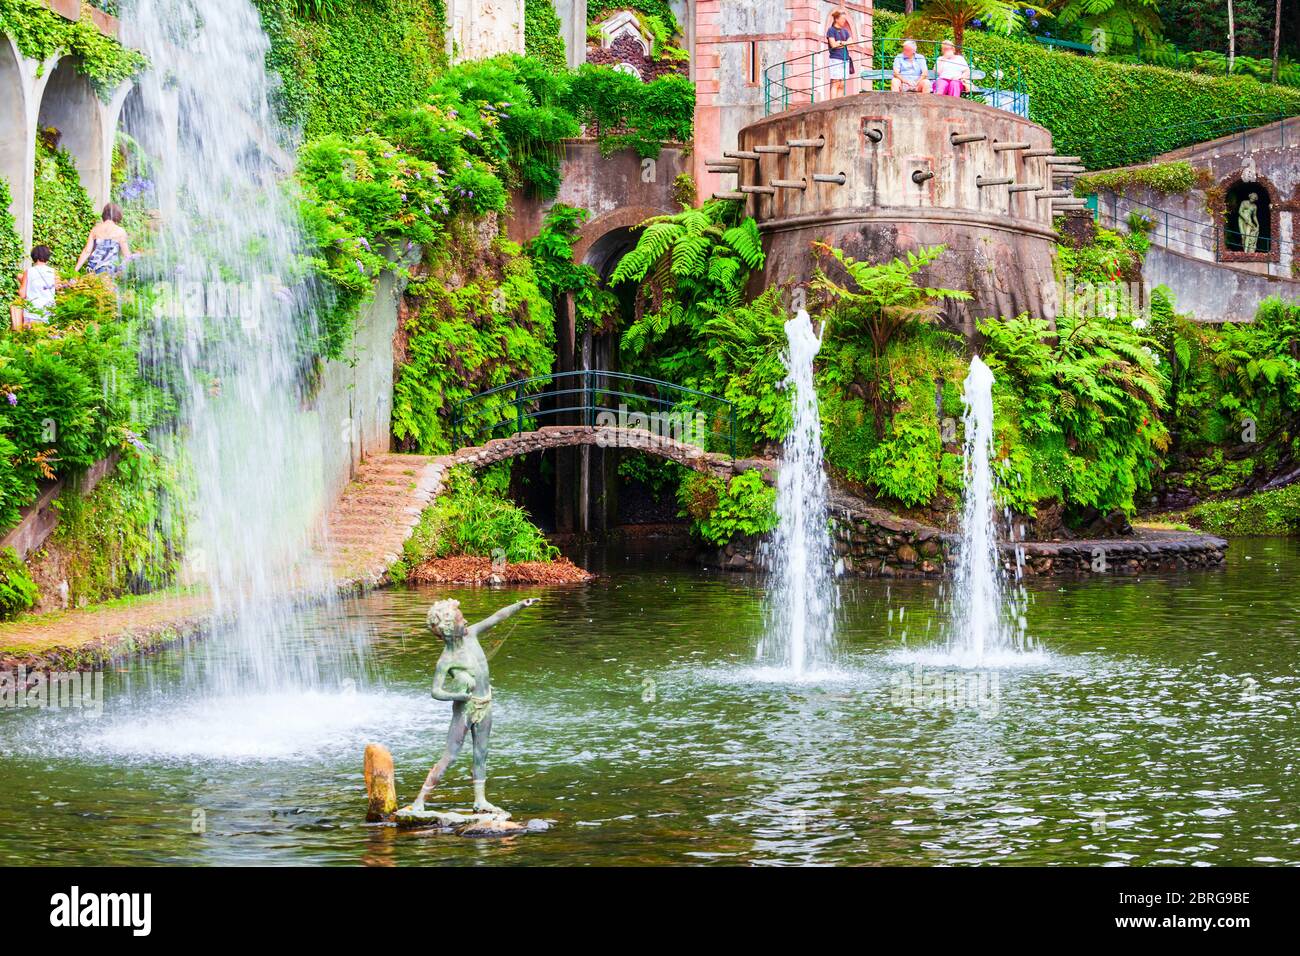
[1, 538, 1297, 866]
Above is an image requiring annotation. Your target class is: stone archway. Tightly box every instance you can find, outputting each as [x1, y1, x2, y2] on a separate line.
[0, 37, 28, 227]
[36, 56, 108, 207]
[1216, 171, 1281, 265]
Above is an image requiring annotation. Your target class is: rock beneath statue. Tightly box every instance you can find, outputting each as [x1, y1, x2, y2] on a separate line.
[363, 743, 398, 822]
[392, 805, 551, 837]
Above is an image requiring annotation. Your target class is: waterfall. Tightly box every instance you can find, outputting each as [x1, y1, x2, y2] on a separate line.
[119, 0, 359, 695]
[759, 309, 838, 677]
[945, 355, 1031, 664]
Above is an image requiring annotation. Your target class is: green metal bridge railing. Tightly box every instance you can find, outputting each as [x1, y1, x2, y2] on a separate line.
[763, 38, 1028, 117]
[450, 370, 737, 459]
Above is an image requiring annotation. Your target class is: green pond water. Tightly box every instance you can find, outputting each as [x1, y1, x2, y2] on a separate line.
[1, 538, 1298, 866]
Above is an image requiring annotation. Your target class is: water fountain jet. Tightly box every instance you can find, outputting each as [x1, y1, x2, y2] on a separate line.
[759, 309, 838, 678]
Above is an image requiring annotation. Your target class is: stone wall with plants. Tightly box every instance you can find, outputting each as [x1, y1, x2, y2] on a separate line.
[0, 0, 146, 93]
[252, 0, 448, 139]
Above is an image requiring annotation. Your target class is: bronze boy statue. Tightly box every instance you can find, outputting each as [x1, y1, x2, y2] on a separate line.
[408, 596, 537, 816]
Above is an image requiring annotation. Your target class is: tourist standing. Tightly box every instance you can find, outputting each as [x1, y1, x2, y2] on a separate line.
[74, 203, 132, 275]
[826, 10, 856, 99]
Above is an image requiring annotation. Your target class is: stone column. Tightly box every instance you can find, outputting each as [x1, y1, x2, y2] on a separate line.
[555, 0, 588, 69]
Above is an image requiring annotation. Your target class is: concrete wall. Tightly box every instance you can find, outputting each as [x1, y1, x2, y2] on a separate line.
[507, 140, 689, 251]
[740, 92, 1061, 330]
[1092, 118, 1300, 320]
[1143, 245, 1300, 324]
[312, 270, 402, 503]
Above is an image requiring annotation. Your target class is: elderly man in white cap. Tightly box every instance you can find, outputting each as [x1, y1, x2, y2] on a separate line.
[891, 39, 931, 93]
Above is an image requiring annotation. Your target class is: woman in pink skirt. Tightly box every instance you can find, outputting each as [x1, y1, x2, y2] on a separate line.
[933, 39, 970, 97]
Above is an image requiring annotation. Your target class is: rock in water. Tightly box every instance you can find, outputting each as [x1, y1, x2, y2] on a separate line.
[363, 743, 398, 822]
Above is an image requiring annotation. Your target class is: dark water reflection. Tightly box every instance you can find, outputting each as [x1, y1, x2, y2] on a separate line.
[1, 539, 1298, 866]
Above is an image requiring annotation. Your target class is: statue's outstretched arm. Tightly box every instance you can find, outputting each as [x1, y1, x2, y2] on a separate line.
[467, 598, 537, 639]
[430, 660, 472, 702]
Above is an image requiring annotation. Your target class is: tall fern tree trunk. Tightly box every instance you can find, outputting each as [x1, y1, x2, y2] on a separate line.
[1273, 0, 1282, 83]
[1227, 0, 1236, 73]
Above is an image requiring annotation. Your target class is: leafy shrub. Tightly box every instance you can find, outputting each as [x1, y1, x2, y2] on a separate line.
[0, 546, 38, 621]
[44, 448, 186, 607]
[526, 204, 615, 334]
[400, 466, 558, 566]
[524, 0, 568, 71]
[1076, 161, 1209, 196]
[0, 178, 22, 304]
[0, 0, 147, 93]
[566, 66, 695, 156]
[978, 310, 1169, 516]
[1188, 484, 1300, 536]
[253, 0, 447, 138]
[392, 232, 555, 453]
[0, 281, 166, 529]
[677, 469, 778, 546]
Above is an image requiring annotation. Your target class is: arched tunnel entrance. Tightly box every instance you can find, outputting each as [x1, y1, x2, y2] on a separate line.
[518, 221, 653, 536]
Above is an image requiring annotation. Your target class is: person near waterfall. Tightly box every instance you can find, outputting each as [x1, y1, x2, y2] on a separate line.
[74, 203, 132, 276]
[13, 245, 58, 328]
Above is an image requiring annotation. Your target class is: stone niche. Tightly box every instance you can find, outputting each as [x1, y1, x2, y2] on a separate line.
[586, 10, 689, 82]
[446, 0, 525, 62]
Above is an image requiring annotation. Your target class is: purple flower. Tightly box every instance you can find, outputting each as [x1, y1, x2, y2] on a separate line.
[358, 237, 372, 251]
[6, 392, 16, 406]
[356, 259, 365, 273]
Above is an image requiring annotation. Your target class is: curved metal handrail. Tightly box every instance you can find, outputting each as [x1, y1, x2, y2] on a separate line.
[762, 37, 1028, 117]
[450, 370, 737, 459]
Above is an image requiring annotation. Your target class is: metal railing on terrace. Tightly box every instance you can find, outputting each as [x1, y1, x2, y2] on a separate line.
[1119, 113, 1297, 167]
[763, 38, 1028, 117]
[1097, 192, 1295, 263]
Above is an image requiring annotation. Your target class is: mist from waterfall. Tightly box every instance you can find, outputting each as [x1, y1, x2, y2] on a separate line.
[758, 309, 838, 678]
[119, 0, 365, 697]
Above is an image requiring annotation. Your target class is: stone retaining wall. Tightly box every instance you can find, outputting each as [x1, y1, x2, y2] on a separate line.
[704, 494, 1228, 577]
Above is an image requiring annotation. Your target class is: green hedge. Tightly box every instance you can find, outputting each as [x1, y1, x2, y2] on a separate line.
[253, 0, 447, 139]
[875, 11, 1300, 169]
[0, 179, 22, 304]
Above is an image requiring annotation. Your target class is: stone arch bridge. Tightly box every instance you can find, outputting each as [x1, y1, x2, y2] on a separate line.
[322, 425, 776, 588]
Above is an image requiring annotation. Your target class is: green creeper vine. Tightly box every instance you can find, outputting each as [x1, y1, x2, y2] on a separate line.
[0, 0, 147, 95]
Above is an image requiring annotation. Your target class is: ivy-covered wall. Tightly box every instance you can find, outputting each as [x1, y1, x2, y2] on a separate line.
[0, 0, 146, 94]
[31, 136, 97, 273]
[252, 0, 447, 139]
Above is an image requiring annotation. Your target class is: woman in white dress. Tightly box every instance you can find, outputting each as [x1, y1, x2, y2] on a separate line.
[15, 245, 57, 328]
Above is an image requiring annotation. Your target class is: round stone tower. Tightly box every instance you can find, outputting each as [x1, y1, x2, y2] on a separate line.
[731, 92, 1065, 333]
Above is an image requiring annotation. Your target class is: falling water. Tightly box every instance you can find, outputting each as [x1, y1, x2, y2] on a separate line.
[759, 309, 838, 677]
[945, 355, 1032, 664]
[117, 0, 365, 699]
